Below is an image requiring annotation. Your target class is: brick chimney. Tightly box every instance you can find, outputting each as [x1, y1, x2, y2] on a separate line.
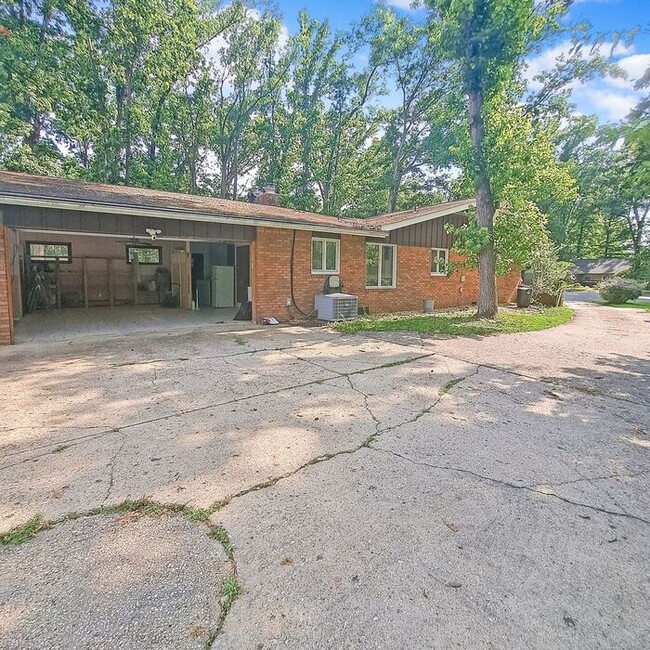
[255, 184, 280, 207]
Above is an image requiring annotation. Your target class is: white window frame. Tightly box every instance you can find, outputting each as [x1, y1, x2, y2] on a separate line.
[311, 237, 340, 275]
[365, 243, 397, 289]
[431, 248, 449, 276]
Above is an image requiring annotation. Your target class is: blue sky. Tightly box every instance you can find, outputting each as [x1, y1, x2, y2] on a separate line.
[270, 0, 650, 123]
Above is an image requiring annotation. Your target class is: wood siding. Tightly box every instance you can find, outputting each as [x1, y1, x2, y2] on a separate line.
[0, 205, 256, 242]
[388, 213, 466, 248]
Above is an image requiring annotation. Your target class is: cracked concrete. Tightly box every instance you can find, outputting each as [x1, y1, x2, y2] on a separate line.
[1, 299, 648, 648]
[0, 511, 229, 649]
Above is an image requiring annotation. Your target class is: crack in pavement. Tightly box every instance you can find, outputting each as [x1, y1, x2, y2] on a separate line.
[345, 375, 380, 435]
[0, 352, 435, 468]
[103, 431, 127, 504]
[543, 469, 650, 487]
[355, 333, 646, 409]
[5, 330, 646, 530]
[0, 338, 331, 377]
[209, 367, 481, 514]
[371, 446, 650, 525]
[432, 354, 645, 407]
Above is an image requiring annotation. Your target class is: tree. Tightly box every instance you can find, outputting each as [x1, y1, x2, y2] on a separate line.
[426, 0, 541, 318]
[207, 9, 284, 198]
[363, 8, 453, 213]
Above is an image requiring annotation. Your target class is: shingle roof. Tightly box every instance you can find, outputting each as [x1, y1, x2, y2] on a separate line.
[0, 171, 474, 235]
[0, 171, 380, 235]
[570, 258, 633, 275]
[365, 199, 475, 228]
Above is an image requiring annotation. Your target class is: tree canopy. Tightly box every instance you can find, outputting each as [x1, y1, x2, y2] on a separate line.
[1, 0, 648, 288]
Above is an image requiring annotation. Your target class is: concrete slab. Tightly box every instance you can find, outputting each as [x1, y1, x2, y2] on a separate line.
[0, 301, 648, 649]
[13, 305, 241, 343]
[0, 512, 229, 650]
[213, 449, 649, 650]
[368, 301, 649, 402]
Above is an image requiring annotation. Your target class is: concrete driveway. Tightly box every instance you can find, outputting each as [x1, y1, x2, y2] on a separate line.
[1, 302, 648, 649]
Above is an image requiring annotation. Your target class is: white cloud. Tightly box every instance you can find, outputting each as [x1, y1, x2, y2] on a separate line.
[572, 85, 638, 121]
[617, 53, 650, 81]
[524, 38, 635, 90]
[203, 8, 289, 65]
[524, 38, 649, 122]
[383, 0, 420, 10]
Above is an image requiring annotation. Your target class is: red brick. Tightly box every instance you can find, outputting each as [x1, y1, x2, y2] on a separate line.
[251, 227, 519, 323]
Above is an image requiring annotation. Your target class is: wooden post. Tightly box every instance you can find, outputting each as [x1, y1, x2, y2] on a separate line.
[132, 256, 139, 306]
[107, 258, 114, 307]
[55, 258, 61, 309]
[82, 257, 88, 309]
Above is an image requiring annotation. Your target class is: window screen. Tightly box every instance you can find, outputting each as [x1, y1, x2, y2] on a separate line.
[126, 246, 162, 265]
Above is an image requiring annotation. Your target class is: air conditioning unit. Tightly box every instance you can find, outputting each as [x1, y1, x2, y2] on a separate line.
[315, 293, 358, 321]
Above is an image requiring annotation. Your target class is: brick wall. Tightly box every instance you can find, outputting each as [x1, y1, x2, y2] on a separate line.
[251, 226, 519, 322]
[0, 226, 14, 345]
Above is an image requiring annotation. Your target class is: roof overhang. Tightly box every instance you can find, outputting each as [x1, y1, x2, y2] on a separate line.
[0, 193, 386, 239]
[378, 200, 475, 231]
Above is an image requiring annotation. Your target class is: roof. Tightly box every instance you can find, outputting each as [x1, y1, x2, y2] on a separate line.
[365, 199, 475, 230]
[570, 258, 633, 275]
[0, 171, 473, 236]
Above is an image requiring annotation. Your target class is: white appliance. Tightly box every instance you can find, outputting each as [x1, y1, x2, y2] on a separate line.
[315, 293, 358, 321]
[211, 266, 235, 308]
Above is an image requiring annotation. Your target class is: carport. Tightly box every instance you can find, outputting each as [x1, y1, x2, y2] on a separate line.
[0, 175, 256, 343]
[0, 171, 390, 345]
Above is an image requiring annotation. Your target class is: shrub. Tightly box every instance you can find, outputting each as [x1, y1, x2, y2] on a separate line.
[623, 249, 650, 289]
[598, 277, 645, 304]
[528, 239, 572, 298]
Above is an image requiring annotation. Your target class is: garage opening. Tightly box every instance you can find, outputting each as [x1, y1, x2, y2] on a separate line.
[10, 230, 252, 342]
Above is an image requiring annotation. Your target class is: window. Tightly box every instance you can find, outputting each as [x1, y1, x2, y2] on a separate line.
[126, 245, 162, 265]
[311, 237, 339, 274]
[431, 248, 449, 276]
[365, 243, 396, 288]
[28, 242, 71, 263]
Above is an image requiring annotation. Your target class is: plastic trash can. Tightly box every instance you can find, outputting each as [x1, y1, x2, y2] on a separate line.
[516, 286, 532, 308]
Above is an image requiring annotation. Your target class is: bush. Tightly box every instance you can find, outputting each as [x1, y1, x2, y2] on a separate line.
[598, 278, 645, 304]
[528, 239, 572, 299]
[624, 249, 650, 289]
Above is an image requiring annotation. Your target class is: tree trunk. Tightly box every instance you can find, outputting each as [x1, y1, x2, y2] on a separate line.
[189, 144, 197, 193]
[27, 7, 53, 152]
[124, 66, 134, 186]
[468, 87, 497, 319]
[220, 155, 228, 198]
[387, 126, 407, 213]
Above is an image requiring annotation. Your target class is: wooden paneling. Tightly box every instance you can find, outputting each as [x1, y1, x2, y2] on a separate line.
[1, 205, 256, 242]
[388, 213, 467, 248]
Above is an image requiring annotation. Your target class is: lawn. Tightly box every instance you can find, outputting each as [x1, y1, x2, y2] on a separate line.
[335, 306, 574, 336]
[596, 300, 650, 312]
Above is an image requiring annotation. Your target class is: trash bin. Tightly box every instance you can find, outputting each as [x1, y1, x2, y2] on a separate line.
[516, 285, 532, 308]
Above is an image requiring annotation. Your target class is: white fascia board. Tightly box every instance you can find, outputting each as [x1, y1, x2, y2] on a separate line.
[380, 201, 475, 232]
[0, 194, 386, 239]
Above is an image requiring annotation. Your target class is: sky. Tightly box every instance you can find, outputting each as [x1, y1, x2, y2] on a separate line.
[269, 0, 650, 123]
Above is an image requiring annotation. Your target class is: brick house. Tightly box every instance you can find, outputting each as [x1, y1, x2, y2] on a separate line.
[0, 172, 519, 345]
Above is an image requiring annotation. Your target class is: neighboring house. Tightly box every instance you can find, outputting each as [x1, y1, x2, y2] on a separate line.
[570, 258, 632, 286]
[0, 172, 519, 345]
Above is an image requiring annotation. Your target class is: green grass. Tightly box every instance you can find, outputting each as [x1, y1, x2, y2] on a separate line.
[596, 300, 650, 312]
[439, 377, 466, 395]
[210, 524, 235, 560]
[220, 577, 241, 615]
[335, 306, 573, 336]
[0, 515, 47, 546]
